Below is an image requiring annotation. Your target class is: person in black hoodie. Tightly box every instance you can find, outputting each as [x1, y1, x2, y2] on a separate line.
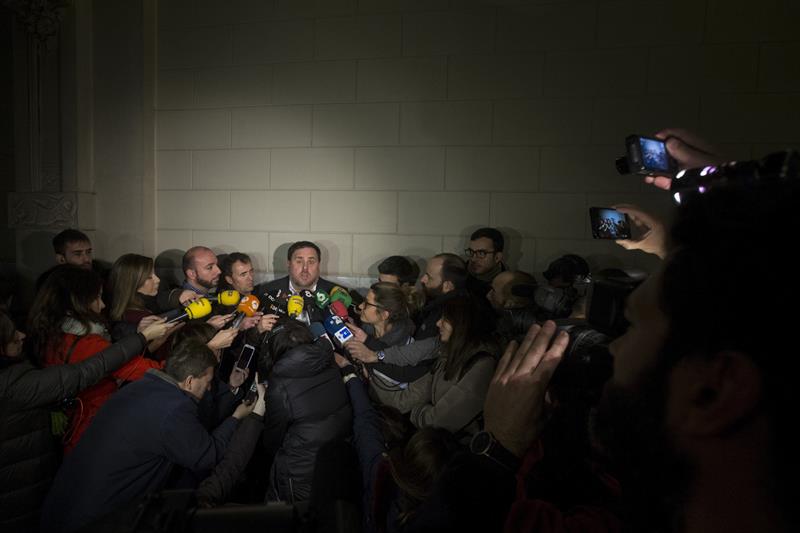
[260, 318, 352, 503]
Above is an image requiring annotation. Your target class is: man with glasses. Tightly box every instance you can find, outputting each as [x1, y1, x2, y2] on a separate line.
[465, 227, 507, 297]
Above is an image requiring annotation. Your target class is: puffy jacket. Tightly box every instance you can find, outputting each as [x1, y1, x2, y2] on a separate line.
[263, 340, 352, 503]
[0, 333, 146, 532]
[43, 323, 162, 453]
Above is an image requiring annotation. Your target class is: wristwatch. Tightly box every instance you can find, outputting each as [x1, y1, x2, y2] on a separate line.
[469, 431, 520, 472]
[376, 350, 386, 361]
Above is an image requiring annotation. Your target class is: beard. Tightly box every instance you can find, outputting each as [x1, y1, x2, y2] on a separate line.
[196, 276, 218, 290]
[423, 283, 444, 301]
[591, 361, 694, 533]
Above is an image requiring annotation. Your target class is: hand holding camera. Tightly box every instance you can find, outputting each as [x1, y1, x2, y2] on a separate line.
[612, 204, 668, 259]
[484, 321, 568, 458]
[617, 129, 722, 191]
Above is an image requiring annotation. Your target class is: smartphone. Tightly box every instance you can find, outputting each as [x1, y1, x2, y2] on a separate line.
[625, 135, 678, 176]
[589, 207, 632, 240]
[244, 379, 267, 405]
[235, 343, 256, 370]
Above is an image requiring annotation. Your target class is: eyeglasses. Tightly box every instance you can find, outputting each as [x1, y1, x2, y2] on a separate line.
[362, 301, 385, 311]
[464, 248, 496, 259]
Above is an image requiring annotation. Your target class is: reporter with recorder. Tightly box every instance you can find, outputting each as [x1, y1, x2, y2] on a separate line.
[0, 309, 169, 532]
[41, 339, 257, 533]
[371, 296, 499, 440]
[171, 323, 248, 431]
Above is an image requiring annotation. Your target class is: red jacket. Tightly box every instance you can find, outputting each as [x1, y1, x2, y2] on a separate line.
[44, 333, 163, 453]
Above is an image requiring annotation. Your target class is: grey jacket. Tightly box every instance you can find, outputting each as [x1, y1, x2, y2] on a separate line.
[370, 349, 496, 437]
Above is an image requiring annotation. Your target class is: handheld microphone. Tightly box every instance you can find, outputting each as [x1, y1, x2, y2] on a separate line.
[163, 298, 213, 323]
[210, 289, 241, 306]
[323, 315, 354, 346]
[314, 290, 331, 309]
[232, 294, 261, 329]
[300, 289, 315, 301]
[309, 321, 334, 349]
[287, 295, 304, 318]
[261, 293, 288, 316]
[328, 300, 348, 319]
[330, 287, 353, 310]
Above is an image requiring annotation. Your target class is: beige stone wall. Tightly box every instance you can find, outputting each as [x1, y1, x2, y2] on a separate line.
[11, 0, 799, 287]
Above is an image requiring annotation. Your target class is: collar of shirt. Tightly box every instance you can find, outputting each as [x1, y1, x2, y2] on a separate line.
[288, 278, 317, 295]
[182, 280, 211, 296]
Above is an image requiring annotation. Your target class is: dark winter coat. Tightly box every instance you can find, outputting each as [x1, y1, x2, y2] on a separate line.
[262, 339, 352, 503]
[40, 369, 237, 533]
[0, 332, 146, 533]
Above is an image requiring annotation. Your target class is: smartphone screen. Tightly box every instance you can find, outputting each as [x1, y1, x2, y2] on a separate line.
[638, 137, 671, 172]
[235, 343, 256, 370]
[589, 207, 632, 240]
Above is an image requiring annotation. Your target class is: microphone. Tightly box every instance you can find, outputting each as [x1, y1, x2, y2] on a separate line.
[210, 289, 241, 306]
[300, 289, 316, 302]
[329, 299, 349, 319]
[314, 290, 331, 309]
[261, 293, 288, 316]
[231, 294, 261, 329]
[162, 298, 213, 323]
[330, 286, 353, 308]
[309, 321, 334, 349]
[287, 295, 304, 319]
[323, 315, 354, 346]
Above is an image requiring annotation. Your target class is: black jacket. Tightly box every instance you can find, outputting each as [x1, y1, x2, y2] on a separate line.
[0, 333, 146, 533]
[262, 340, 352, 503]
[256, 276, 338, 298]
[415, 289, 470, 340]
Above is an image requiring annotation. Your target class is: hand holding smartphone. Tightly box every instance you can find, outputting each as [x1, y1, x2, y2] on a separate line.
[589, 207, 632, 240]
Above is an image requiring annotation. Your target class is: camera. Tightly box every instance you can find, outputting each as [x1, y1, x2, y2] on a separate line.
[616, 134, 678, 177]
[586, 269, 645, 337]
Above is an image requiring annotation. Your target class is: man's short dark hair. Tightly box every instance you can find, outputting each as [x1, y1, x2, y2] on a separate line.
[165, 338, 217, 382]
[287, 241, 321, 262]
[378, 256, 418, 285]
[435, 253, 468, 290]
[470, 227, 504, 253]
[52, 229, 90, 255]
[220, 252, 252, 278]
[182, 246, 213, 275]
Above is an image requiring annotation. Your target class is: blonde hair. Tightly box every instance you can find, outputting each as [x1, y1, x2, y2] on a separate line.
[108, 254, 154, 321]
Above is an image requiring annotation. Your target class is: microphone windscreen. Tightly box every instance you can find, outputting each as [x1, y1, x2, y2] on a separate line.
[330, 290, 352, 308]
[287, 295, 304, 318]
[217, 290, 240, 306]
[309, 322, 326, 340]
[314, 290, 331, 309]
[185, 298, 213, 320]
[329, 300, 348, 318]
[237, 294, 260, 316]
